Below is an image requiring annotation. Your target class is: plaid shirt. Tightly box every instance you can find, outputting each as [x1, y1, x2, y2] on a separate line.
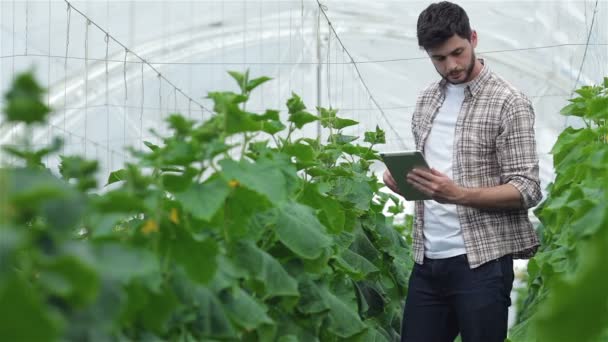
[411, 60, 542, 268]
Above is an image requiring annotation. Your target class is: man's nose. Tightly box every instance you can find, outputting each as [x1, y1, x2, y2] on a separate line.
[446, 57, 458, 71]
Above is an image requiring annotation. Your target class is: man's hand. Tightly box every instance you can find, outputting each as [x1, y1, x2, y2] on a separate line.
[383, 169, 402, 195]
[407, 168, 466, 204]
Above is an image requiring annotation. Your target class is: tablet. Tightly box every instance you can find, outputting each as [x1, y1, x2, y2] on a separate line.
[380, 150, 431, 201]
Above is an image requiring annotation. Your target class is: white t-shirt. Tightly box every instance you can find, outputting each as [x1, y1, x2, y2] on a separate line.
[423, 82, 468, 259]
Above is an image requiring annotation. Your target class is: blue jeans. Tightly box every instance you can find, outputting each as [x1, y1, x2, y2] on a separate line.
[401, 254, 514, 342]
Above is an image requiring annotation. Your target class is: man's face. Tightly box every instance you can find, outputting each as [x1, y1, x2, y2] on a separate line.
[427, 32, 478, 84]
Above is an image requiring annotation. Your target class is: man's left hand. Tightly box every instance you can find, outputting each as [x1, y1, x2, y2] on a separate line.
[407, 168, 467, 204]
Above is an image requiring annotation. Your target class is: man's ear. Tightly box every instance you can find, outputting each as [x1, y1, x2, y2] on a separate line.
[470, 30, 478, 48]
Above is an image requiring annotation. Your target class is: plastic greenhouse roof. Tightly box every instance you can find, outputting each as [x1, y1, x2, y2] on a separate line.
[1, 0, 607, 198]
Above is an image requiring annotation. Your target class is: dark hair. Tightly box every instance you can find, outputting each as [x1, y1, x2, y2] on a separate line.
[416, 2, 472, 50]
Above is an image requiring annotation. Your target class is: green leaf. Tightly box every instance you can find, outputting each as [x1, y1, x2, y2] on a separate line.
[233, 241, 299, 299]
[168, 228, 219, 284]
[40, 191, 86, 232]
[320, 283, 367, 338]
[3, 71, 51, 124]
[318, 107, 358, 129]
[334, 249, 379, 279]
[297, 183, 345, 234]
[559, 102, 586, 117]
[228, 70, 249, 93]
[6, 168, 71, 207]
[275, 202, 333, 259]
[247, 76, 272, 92]
[289, 111, 318, 129]
[87, 212, 124, 238]
[106, 169, 127, 185]
[330, 176, 374, 211]
[175, 177, 231, 221]
[221, 287, 273, 330]
[297, 278, 331, 315]
[143, 141, 160, 152]
[192, 287, 237, 339]
[167, 114, 194, 136]
[220, 158, 294, 205]
[329, 134, 358, 145]
[364, 126, 386, 145]
[253, 110, 286, 135]
[93, 190, 146, 213]
[59, 155, 99, 191]
[284, 142, 316, 163]
[286, 93, 307, 114]
[223, 187, 272, 241]
[0, 275, 61, 341]
[92, 243, 160, 283]
[586, 96, 608, 120]
[121, 282, 178, 334]
[40, 255, 99, 307]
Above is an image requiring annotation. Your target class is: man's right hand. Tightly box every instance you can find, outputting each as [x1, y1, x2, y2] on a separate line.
[383, 169, 402, 195]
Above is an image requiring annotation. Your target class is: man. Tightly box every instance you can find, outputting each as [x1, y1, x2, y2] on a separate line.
[383, 2, 542, 341]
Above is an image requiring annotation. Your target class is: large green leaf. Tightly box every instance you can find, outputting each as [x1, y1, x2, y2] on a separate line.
[320, 282, 367, 338]
[318, 107, 358, 129]
[91, 243, 159, 284]
[334, 249, 379, 279]
[6, 168, 71, 207]
[171, 230, 218, 285]
[297, 184, 345, 234]
[220, 158, 295, 204]
[297, 278, 331, 315]
[275, 202, 333, 259]
[191, 287, 237, 339]
[3, 71, 51, 124]
[330, 176, 374, 211]
[120, 282, 178, 334]
[175, 177, 231, 221]
[39, 255, 99, 307]
[534, 224, 608, 342]
[0, 275, 61, 341]
[220, 287, 273, 330]
[223, 187, 273, 241]
[232, 241, 299, 299]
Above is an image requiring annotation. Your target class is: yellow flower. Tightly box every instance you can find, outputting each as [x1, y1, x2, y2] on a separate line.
[169, 208, 180, 224]
[141, 219, 159, 235]
[228, 179, 240, 188]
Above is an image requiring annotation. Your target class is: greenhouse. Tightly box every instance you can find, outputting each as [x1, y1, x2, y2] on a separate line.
[1, 0, 607, 341]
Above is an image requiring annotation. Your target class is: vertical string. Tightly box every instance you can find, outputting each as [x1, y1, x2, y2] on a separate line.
[289, 3, 293, 95]
[259, 0, 264, 108]
[63, 3, 71, 154]
[84, 19, 90, 157]
[25, 0, 29, 55]
[12, 0, 16, 78]
[334, 32, 338, 109]
[105, 33, 110, 175]
[327, 23, 331, 108]
[278, 1, 282, 109]
[174, 88, 178, 114]
[341, 49, 345, 110]
[158, 74, 163, 132]
[47, 0, 52, 166]
[140, 62, 144, 151]
[123, 49, 128, 148]
[105, 0, 110, 176]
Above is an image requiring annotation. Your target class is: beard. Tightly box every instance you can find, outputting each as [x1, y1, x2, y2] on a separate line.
[440, 52, 476, 84]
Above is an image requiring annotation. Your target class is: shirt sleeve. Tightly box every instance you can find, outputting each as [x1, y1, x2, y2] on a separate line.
[496, 94, 543, 209]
